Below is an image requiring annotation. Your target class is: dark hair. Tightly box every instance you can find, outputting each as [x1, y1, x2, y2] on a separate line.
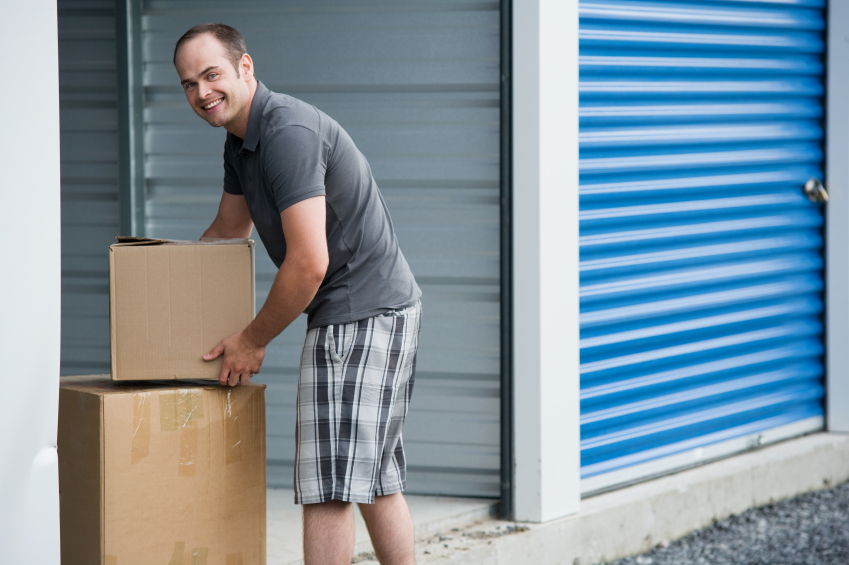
[173, 23, 247, 72]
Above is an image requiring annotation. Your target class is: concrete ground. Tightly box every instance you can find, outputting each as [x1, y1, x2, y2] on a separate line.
[266, 491, 497, 564]
[291, 432, 849, 565]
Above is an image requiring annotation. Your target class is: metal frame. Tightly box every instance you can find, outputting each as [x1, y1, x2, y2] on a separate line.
[511, 0, 582, 522]
[499, 0, 515, 519]
[116, 0, 145, 237]
[826, 0, 849, 432]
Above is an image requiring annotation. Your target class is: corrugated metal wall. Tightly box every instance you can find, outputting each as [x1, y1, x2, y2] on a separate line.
[140, 1, 502, 496]
[58, 0, 120, 375]
[579, 0, 827, 488]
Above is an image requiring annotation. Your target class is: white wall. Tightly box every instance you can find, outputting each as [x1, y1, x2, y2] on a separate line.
[512, 0, 581, 522]
[0, 1, 62, 563]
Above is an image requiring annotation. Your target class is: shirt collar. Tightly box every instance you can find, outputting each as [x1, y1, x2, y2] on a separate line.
[237, 80, 270, 153]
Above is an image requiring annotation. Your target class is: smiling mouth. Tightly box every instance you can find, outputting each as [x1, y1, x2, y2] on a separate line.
[202, 97, 224, 111]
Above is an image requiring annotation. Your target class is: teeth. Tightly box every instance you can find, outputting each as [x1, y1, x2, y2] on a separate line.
[203, 98, 223, 110]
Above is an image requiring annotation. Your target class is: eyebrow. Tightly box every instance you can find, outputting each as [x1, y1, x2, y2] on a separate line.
[180, 66, 220, 86]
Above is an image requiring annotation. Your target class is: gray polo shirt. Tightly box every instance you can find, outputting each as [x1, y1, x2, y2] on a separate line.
[222, 81, 421, 329]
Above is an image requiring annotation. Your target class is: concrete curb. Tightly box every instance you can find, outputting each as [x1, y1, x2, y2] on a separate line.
[407, 432, 849, 565]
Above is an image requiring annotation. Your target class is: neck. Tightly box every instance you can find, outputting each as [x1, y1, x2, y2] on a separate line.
[226, 78, 258, 139]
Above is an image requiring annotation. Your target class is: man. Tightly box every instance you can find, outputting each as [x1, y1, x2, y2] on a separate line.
[173, 23, 422, 565]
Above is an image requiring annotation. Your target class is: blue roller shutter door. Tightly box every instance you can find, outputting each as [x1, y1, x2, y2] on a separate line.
[579, 0, 826, 490]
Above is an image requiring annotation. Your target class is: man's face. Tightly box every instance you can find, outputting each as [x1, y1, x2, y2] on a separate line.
[174, 33, 253, 132]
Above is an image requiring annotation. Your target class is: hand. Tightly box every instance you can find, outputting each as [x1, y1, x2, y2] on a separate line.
[203, 330, 266, 387]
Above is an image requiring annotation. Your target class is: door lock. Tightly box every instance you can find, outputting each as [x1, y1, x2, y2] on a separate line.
[804, 178, 829, 204]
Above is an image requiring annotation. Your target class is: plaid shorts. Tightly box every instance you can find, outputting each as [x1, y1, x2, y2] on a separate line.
[294, 302, 422, 504]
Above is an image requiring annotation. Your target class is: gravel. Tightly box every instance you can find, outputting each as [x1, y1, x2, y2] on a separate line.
[599, 480, 849, 565]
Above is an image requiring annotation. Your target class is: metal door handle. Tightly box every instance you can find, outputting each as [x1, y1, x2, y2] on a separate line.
[804, 178, 829, 204]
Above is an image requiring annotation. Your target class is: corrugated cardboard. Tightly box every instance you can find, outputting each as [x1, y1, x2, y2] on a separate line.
[58, 375, 267, 565]
[109, 238, 255, 380]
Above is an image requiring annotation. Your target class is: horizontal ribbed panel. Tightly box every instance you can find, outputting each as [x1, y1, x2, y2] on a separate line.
[142, 1, 501, 497]
[58, 0, 119, 375]
[579, 0, 825, 481]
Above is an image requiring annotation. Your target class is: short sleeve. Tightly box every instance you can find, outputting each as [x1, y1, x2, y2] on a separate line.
[262, 125, 327, 212]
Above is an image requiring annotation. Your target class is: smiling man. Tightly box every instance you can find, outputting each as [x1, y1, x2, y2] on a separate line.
[173, 23, 422, 565]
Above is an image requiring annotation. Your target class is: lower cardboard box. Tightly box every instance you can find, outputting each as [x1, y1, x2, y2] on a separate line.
[58, 376, 266, 565]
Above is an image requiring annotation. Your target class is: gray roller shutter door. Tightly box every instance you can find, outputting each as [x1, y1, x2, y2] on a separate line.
[58, 0, 121, 376]
[141, 2, 501, 497]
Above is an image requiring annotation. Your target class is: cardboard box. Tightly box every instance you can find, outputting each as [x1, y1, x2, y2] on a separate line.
[109, 238, 255, 380]
[58, 375, 266, 565]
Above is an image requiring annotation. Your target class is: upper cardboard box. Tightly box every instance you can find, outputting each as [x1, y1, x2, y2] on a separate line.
[109, 237, 255, 381]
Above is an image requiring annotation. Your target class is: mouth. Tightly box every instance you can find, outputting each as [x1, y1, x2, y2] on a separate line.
[201, 97, 224, 111]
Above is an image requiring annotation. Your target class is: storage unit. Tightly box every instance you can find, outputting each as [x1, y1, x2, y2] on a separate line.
[578, 0, 827, 492]
[55, 0, 839, 517]
[136, 1, 503, 496]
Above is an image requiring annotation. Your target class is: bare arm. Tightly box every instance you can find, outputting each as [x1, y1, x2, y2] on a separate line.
[244, 196, 328, 346]
[203, 195, 329, 386]
[201, 191, 254, 239]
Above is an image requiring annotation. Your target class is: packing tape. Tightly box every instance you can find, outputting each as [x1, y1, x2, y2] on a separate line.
[160, 390, 204, 432]
[167, 542, 209, 565]
[191, 547, 209, 564]
[225, 554, 244, 565]
[168, 542, 185, 565]
[179, 425, 198, 476]
[224, 390, 242, 464]
[160, 390, 203, 475]
[131, 393, 151, 464]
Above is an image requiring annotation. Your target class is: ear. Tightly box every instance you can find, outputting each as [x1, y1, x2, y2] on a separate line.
[240, 53, 254, 80]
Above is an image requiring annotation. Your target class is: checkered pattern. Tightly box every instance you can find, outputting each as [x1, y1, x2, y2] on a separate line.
[294, 302, 422, 504]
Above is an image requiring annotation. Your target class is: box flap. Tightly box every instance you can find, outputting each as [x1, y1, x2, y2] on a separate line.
[60, 375, 266, 396]
[112, 236, 254, 248]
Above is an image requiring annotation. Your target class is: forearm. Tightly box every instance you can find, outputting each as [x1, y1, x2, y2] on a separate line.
[201, 217, 251, 240]
[201, 223, 227, 239]
[202, 193, 253, 240]
[242, 259, 324, 347]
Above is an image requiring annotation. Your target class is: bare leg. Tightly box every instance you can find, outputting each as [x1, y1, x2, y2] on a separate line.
[358, 493, 416, 565]
[303, 500, 355, 565]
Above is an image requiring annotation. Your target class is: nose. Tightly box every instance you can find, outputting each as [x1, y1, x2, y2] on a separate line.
[198, 81, 212, 100]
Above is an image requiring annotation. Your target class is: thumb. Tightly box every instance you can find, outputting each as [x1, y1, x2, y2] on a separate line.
[203, 342, 225, 361]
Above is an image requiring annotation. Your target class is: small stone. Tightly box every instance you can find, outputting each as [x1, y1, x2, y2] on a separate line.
[635, 556, 653, 565]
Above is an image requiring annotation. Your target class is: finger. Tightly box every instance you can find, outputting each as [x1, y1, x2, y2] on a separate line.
[203, 342, 225, 361]
[228, 371, 241, 387]
[219, 367, 230, 386]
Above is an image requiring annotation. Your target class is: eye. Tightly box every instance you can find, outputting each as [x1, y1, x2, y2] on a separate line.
[182, 82, 196, 91]
[208, 72, 219, 80]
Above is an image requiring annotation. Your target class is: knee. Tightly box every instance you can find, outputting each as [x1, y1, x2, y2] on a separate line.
[304, 499, 352, 515]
